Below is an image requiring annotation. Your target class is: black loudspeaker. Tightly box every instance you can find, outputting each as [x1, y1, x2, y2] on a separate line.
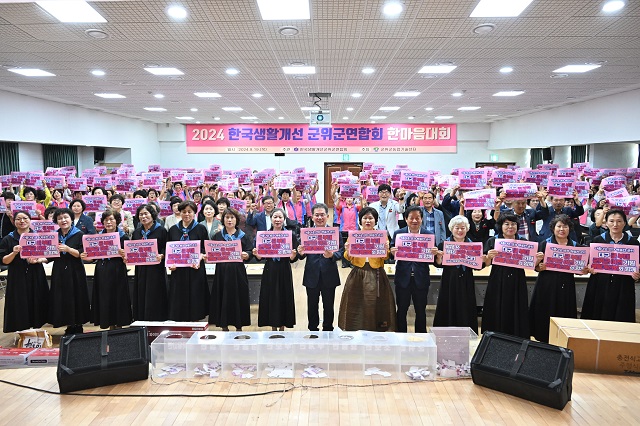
[57, 327, 149, 393]
[542, 147, 553, 161]
[94, 147, 105, 163]
[471, 332, 574, 410]
[275, 153, 285, 157]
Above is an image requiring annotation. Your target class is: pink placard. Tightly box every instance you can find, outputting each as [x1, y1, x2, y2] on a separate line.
[158, 201, 173, 217]
[186, 123, 457, 154]
[24, 171, 44, 187]
[273, 175, 295, 190]
[30, 220, 59, 233]
[141, 172, 163, 191]
[543, 243, 589, 273]
[339, 184, 361, 198]
[556, 168, 578, 178]
[93, 176, 113, 190]
[442, 241, 484, 269]
[365, 186, 379, 203]
[229, 198, 248, 215]
[575, 181, 590, 204]
[184, 172, 204, 187]
[203, 169, 222, 182]
[524, 170, 551, 186]
[300, 227, 340, 254]
[347, 230, 388, 258]
[435, 175, 459, 189]
[400, 171, 430, 191]
[490, 169, 517, 186]
[124, 240, 160, 265]
[82, 232, 121, 260]
[11, 171, 27, 185]
[606, 195, 640, 216]
[605, 187, 630, 199]
[463, 188, 496, 210]
[233, 170, 252, 186]
[458, 169, 488, 190]
[589, 243, 639, 276]
[601, 175, 627, 192]
[82, 195, 108, 214]
[573, 162, 590, 172]
[166, 241, 202, 267]
[204, 240, 243, 263]
[43, 175, 65, 189]
[11, 200, 39, 218]
[547, 176, 575, 198]
[123, 198, 146, 215]
[537, 163, 559, 173]
[115, 178, 138, 192]
[67, 178, 88, 192]
[394, 233, 435, 262]
[218, 178, 239, 193]
[148, 164, 161, 172]
[0, 198, 6, 214]
[493, 239, 538, 270]
[502, 182, 538, 200]
[19, 232, 59, 258]
[256, 230, 293, 258]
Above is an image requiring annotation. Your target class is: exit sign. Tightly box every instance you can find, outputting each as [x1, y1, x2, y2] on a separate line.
[342, 154, 350, 161]
[490, 154, 499, 161]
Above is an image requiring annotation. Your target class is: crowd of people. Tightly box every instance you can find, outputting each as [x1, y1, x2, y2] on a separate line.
[1, 165, 639, 343]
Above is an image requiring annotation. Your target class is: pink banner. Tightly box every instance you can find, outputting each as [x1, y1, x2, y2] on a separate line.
[93, 176, 113, 190]
[67, 178, 88, 192]
[141, 172, 164, 191]
[43, 175, 65, 189]
[543, 243, 589, 273]
[184, 172, 204, 187]
[0, 198, 6, 214]
[229, 198, 248, 215]
[186, 123, 457, 154]
[204, 240, 243, 263]
[394, 233, 435, 262]
[573, 162, 590, 172]
[158, 201, 173, 217]
[458, 169, 488, 190]
[218, 178, 239, 193]
[203, 169, 222, 182]
[273, 175, 295, 190]
[493, 239, 538, 270]
[365, 186, 379, 203]
[347, 230, 388, 258]
[339, 184, 361, 198]
[11, 201, 39, 218]
[490, 169, 517, 186]
[82, 232, 121, 260]
[30, 220, 59, 233]
[256, 230, 293, 258]
[589, 243, 639, 276]
[607, 195, 640, 216]
[575, 181, 590, 204]
[547, 176, 575, 198]
[24, 171, 44, 187]
[11, 171, 27, 185]
[463, 188, 496, 210]
[556, 168, 578, 178]
[524, 170, 551, 186]
[124, 240, 160, 265]
[233, 170, 252, 186]
[400, 171, 430, 191]
[165, 241, 202, 267]
[115, 178, 138, 192]
[537, 163, 559, 173]
[502, 182, 538, 200]
[123, 198, 146, 215]
[605, 187, 629, 198]
[442, 241, 484, 269]
[435, 174, 459, 189]
[601, 175, 627, 192]
[19, 232, 59, 258]
[300, 227, 340, 254]
[83, 195, 108, 214]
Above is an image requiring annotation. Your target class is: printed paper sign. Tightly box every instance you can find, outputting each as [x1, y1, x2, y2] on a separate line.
[339, 184, 361, 198]
[115, 178, 138, 192]
[24, 172, 44, 187]
[331, 170, 352, 181]
[204, 240, 243, 263]
[256, 230, 293, 258]
[273, 175, 295, 190]
[607, 195, 640, 216]
[543, 243, 589, 273]
[11, 171, 27, 185]
[556, 168, 578, 178]
[547, 176, 575, 198]
[11, 200, 39, 218]
[124, 240, 160, 265]
[300, 227, 340, 254]
[295, 178, 313, 192]
[148, 164, 161, 172]
[435, 174, 459, 189]
[589, 243, 639, 276]
[490, 169, 517, 186]
[233, 170, 252, 186]
[601, 175, 627, 193]
[524, 170, 551, 186]
[502, 182, 538, 200]
[400, 171, 430, 191]
[375, 173, 391, 185]
[463, 188, 496, 210]
[165, 241, 202, 267]
[605, 187, 629, 199]
[169, 170, 186, 182]
[141, 172, 164, 191]
[30, 220, 59, 233]
[43, 175, 65, 189]
[252, 171, 271, 186]
[229, 198, 248, 215]
[492, 239, 538, 270]
[93, 176, 113, 190]
[218, 178, 239, 193]
[67, 178, 88, 192]
[82, 232, 121, 260]
[442, 241, 484, 269]
[81, 169, 99, 186]
[347, 230, 388, 258]
[394, 233, 435, 262]
[123, 198, 147, 215]
[537, 163, 559, 173]
[573, 162, 590, 172]
[158, 201, 173, 217]
[83, 195, 108, 214]
[626, 168, 640, 181]
[203, 169, 222, 183]
[184, 172, 204, 187]
[0, 198, 6, 214]
[458, 169, 488, 190]
[575, 181, 590, 204]
[19, 232, 59, 258]
[365, 186, 379, 203]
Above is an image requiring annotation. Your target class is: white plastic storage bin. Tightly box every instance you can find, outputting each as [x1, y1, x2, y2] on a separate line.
[327, 330, 364, 379]
[185, 331, 226, 380]
[292, 331, 330, 379]
[221, 332, 261, 379]
[397, 333, 437, 381]
[258, 331, 297, 379]
[361, 331, 401, 379]
[150, 330, 194, 380]
[431, 327, 479, 378]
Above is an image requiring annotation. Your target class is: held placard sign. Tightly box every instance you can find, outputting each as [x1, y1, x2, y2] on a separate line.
[492, 239, 538, 270]
[124, 240, 160, 266]
[394, 233, 435, 262]
[19, 232, 59, 258]
[82, 232, 121, 260]
[589, 243, 639, 276]
[442, 241, 484, 269]
[256, 231, 293, 258]
[204, 240, 243, 263]
[543, 243, 589, 274]
[347, 230, 388, 258]
[166, 241, 201, 267]
[300, 227, 339, 254]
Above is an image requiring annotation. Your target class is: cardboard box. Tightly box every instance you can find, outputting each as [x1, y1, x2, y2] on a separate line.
[549, 317, 640, 375]
[131, 321, 209, 345]
[27, 348, 60, 366]
[0, 347, 37, 365]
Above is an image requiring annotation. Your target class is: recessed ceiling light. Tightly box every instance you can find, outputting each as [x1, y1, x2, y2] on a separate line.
[379, 106, 400, 111]
[499, 66, 513, 73]
[553, 64, 601, 73]
[267, 107, 276, 111]
[425, 107, 434, 111]
[85, 29, 108, 39]
[196, 121, 201, 124]
[346, 107, 354, 111]
[252, 93, 263, 98]
[7, 68, 55, 77]
[257, 0, 310, 20]
[175, 116, 194, 120]
[91, 69, 105, 76]
[418, 65, 457, 74]
[470, 0, 534, 17]
[301, 106, 320, 111]
[370, 115, 387, 119]
[435, 115, 453, 119]
[166, 5, 188, 19]
[37, 0, 106, 23]
[222, 107, 243, 112]
[169, 100, 181, 104]
[144, 67, 184, 76]
[394, 91, 420, 97]
[493, 90, 525, 97]
[351, 93, 362, 98]
[278, 26, 300, 36]
[362, 67, 375, 74]
[458, 106, 481, 111]
[343, 116, 349, 120]
[550, 73, 569, 79]
[94, 93, 126, 98]
[382, 1, 403, 16]
[144, 107, 167, 112]
[371, 121, 376, 124]
[213, 117, 221, 121]
[194, 92, 221, 98]
[473, 23, 496, 34]
[241, 116, 258, 120]
[282, 66, 316, 74]
[408, 116, 415, 120]
[226, 68, 239, 75]
[602, 0, 625, 12]
[154, 94, 165, 99]
[451, 92, 464, 97]
[278, 117, 284, 120]
[190, 108, 198, 112]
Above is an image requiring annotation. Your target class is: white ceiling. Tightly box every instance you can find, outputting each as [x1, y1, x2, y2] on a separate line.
[0, 0, 638, 125]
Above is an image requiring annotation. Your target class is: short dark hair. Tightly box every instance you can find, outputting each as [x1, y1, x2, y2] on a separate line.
[549, 214, 574, 233]
[23, 186, 36, 197]
[496, 213, 519, 230]
[92, 186, 105, 195]
[53, 208, 74, 223]
[136, 204, 158, 222]
[605, 208, 627, 225]
[44, 206, 58, 219]
[201, 200, 219, 216]
[359, 206, 379, 224]
[101, 209, 122, 225]
[222, 207, 241, 226]
[217, 197, 230, 208]
[70, 198, 86, 212]
[169, 196, 182, 207]
[377, 184, 391, 194]
[12, 210, 31, 221]
[279, 188, 291, 197]
[262, 195, 274, 204]
[173, 181, 183, 187]
[590, 206, 603, 223]
[110, 194, 125, 204]
[312, 202, 329, 215]
[404, 205, 423, 219]
[147, 188, 159, 197]
[422, 191, 436, 199]
[178, 200, 198, 212]
[133, 189, 148, 198]
[192, 190, 202, 198]
[2, 191, 16, 200]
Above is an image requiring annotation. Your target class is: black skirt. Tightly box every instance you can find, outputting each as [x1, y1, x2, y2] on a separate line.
[433, 265, 478, 334]
[209, 262, 251, 328]
[581, 273, 636, 322]
[529, 270, 577, 343]
[92, 256, 132, 328]
[131, 226, 168, 321]
[482, 264, 529, 338]
[258, 258, 296, 328]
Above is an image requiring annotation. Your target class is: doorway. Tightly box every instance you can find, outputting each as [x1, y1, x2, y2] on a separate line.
[323, 162, 363, 208]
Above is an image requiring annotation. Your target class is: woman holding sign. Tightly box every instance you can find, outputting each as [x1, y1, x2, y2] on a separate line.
[0, 210, 49, 332]
[484, 213, 542, 339]
[209, 208, 253, 331]
[582, 209, 640, 322]
[253, 208, 299, 331]
[129, 204, 168, 321]
[338, 207, 396, 332]
[49, 208, 90, 335]
[167, 201, 209, 321]
[82, 210, 132, 329]
[530, 215, 588, 342]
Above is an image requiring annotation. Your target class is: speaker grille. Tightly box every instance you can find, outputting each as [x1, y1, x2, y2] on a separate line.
[519, 346, 561, 383]
[65, 332, 143, 370]
[481, 337, 519, 370]
[66, 336, 102, 369]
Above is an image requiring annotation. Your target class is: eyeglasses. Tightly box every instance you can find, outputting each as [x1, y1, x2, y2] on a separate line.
[378, 190, 390, 195]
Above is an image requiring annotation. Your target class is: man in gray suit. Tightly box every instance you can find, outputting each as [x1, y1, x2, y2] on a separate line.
[367, 184, 405, 238]
[420, 191, 446, 245]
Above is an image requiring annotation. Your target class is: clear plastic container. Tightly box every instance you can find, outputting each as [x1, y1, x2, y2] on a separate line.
[397, 332, 437, 381]
[361, 331, 400, 379]
[327, 330, 364, 379]
[150, 330, 194, 380]
[258, 331, 297, 379]
[185, 331, 226, 380]
[221, 331, 261, 380]
[430, 327, 479, 378]
[292, 331, 330, 379]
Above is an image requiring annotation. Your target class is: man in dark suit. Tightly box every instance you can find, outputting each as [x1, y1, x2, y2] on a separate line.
[297, 202, 344, 331]
[246, 195, 276, 232]
[391, 205, 434, 333]
[495, 189, 548, 241]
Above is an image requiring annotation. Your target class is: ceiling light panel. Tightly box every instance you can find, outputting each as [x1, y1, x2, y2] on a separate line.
[493, 91, 525, 97]
[7, 68, 55, 77]
[394, 91, 420, 97]
[94, 93, 126, 98]
[257, 0, 310, 20]
[144, 67, 184, 76]
[469, 0, 534, 18]
[282, 66, 316, 74]
[36, 1, 107, 23]
[194, 92, 221, 98]
[552, 65, 601, 73]
[418, 65, 457, 74]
